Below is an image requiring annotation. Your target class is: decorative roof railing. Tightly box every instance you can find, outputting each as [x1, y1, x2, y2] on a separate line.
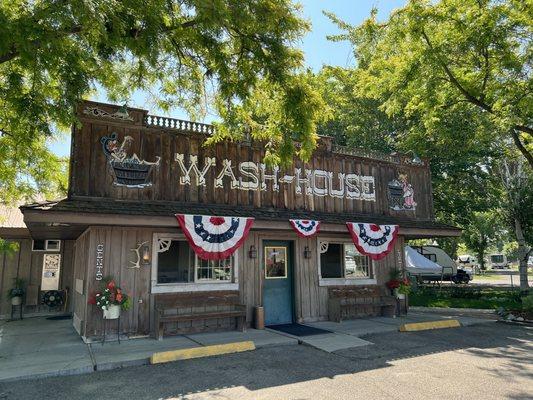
[144, 114, 215, 135]
[332, 144, 401, 163]
[142, 113, 423, 166]
[331, 144, 425, 166]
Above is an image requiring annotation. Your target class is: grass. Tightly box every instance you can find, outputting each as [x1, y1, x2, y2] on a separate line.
[409, 287, 522, 310]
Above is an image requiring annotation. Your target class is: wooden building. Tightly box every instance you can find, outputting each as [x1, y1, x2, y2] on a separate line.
[15, 101, 459, 341]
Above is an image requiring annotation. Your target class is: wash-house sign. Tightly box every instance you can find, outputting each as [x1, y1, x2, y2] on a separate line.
[174, 154, 376, 201]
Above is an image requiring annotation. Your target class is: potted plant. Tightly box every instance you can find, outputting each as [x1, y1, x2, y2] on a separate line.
[386, 270, 402, 297]
[7, 278, 25, 306]
[396, 278, 412, 300]
[386, 270, 411, 299]
[89, 278, 131, 319]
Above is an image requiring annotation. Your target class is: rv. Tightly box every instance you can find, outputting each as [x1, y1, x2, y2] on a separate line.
[410, 245, 471, 284]
[489, 254, 509, 269]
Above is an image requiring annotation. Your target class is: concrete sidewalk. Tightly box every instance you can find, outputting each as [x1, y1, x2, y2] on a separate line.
[0, 317, 297, 382]
[0, 308, 496, 382]
[306, 309, 496, 340]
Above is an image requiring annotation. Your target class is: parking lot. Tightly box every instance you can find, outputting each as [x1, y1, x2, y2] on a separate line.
[1, 322, 531, 400]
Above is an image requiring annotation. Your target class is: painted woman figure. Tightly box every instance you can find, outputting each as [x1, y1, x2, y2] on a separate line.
[399, 174, 417, 209]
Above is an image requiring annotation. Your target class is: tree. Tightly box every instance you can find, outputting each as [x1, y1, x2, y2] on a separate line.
[462, 211, 503, 270]
[499, 157, 533, 291]
[326, 0, 533, 168]
[314, 65, 502, 233]
[0, 0, 318, 201]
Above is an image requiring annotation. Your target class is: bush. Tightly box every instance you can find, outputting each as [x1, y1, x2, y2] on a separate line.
[522, 294, 533, 312]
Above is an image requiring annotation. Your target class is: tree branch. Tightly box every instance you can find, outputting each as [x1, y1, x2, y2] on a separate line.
[0, 25, 82, 65]
[510, 128, 533, 169]
[421, 30, 494, 114]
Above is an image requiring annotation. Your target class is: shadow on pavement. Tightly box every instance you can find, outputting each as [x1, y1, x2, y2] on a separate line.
[0, 323, 531, 400]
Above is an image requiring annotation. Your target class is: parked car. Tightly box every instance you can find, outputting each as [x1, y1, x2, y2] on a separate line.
[457, 254, 480, 274]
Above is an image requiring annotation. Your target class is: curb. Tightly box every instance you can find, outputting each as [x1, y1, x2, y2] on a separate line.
[0, 364, 95, 383]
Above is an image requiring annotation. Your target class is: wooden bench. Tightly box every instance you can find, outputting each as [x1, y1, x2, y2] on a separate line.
[328, 286, 396, 322]
[154, 291, 246, 340]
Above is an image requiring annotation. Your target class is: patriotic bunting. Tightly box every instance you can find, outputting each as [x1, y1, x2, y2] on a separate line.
[175, 214, 254, 260]
[289, 219, 321, 238]
[346, 222, 399, 261]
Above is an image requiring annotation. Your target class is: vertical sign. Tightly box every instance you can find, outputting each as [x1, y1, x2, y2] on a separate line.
[96, 244, 104, 281]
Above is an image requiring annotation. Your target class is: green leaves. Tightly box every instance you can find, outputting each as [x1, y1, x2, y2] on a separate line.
[0, 0, 316, 202]
[325, 0, 532, 166]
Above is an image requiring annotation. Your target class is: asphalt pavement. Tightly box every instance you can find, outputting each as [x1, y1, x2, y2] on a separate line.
[1, 322, 531, 400]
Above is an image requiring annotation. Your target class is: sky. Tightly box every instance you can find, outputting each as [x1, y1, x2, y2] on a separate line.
[48, 0, 406, 157]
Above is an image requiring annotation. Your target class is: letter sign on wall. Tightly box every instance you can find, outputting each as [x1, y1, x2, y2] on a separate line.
[96, 244, 104, 281]
[173, 153, 377, 201]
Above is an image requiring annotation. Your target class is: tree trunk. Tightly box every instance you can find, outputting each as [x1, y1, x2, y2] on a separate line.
[478, 241, 486, 271]
[514, 218, 530, 292]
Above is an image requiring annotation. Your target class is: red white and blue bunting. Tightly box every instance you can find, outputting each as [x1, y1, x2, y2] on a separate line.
[289, 219, 321, 238]
[346, 222, 399, 261]
[175, 214, 254, 260]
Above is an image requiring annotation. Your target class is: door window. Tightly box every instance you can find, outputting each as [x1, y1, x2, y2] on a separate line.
[265, 246, 287, 279]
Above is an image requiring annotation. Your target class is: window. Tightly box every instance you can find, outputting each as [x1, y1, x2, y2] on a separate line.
[319, 242, 372, 280]
[32, 240, 61, 252]
[422, 253, 437, 263]
[265, 246, 287, 279]
[154, 237, 235, 287]
[157, 240, 194, 283]
[197, 258, 233, 282]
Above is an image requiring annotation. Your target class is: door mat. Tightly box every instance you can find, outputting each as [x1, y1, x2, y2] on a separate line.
[46, 315, 72, 321]
[268, 323, 332, 337]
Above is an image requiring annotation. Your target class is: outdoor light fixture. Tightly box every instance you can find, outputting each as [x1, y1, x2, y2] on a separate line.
[249, 245, 257, 259]
[303, 246, 312, 259]
[141, 243, 151, 265]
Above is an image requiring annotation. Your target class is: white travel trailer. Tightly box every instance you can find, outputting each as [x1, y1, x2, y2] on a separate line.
[405, 246, 442, 282]
[489, 253, 509, 269]
[410, 245, 471, 283]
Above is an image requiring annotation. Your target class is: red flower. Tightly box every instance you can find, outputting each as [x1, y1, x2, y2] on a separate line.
[116, 293, 123, 303]
[107, 280, 116, 290]
[386, 279, 401, 289]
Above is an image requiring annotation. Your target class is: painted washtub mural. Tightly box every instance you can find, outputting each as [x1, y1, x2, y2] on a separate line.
[388, 174, 417, 211]
[101, 133, 161, 187]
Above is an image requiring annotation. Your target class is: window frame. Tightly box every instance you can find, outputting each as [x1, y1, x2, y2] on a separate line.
[317, 238, 376, 287]
[32, 239, 61, 252]
[151, 233, 239, 293]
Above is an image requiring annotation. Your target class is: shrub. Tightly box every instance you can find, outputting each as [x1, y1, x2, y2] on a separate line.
[522, 294, 533, 312]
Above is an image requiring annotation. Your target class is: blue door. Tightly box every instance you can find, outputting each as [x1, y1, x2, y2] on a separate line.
[263, 241, 293, 325]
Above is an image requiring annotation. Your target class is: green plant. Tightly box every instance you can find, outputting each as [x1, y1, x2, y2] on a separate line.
[6, 278, 25, 299]
[522, 295, 533, 312]
[88, 277, 130, 311]
[398, 280, 412, 296]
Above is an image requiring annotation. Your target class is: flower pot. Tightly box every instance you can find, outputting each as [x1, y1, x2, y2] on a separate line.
[396, 293, 406, 300]
[103, 304, 121, 320]
[11, 296, 22, 306]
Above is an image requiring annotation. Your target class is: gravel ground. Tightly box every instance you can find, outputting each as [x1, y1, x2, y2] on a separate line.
[1, 323, 531, 400]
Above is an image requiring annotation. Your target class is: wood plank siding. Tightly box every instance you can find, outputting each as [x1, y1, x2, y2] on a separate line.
[0, 238, 75, 318]
[69, 102, 433, 221]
